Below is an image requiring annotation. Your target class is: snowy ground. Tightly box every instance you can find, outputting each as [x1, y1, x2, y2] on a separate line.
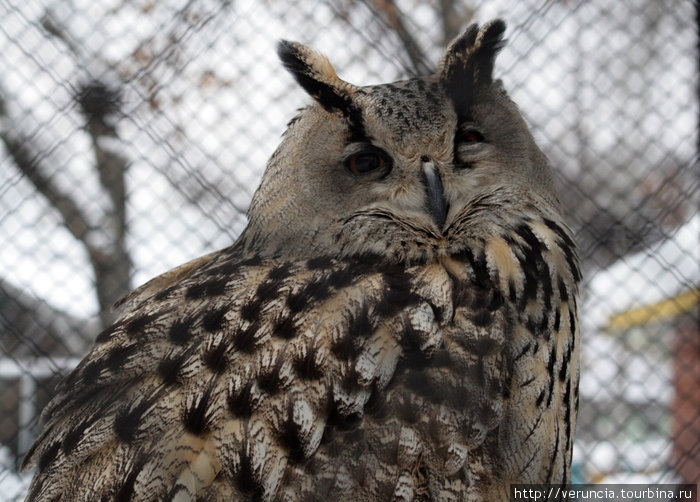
[0, 472, 30, 501]
[0, 459, 30, 501]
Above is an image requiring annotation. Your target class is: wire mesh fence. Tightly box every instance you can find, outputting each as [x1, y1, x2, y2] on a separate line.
[0, 0, 697, 497]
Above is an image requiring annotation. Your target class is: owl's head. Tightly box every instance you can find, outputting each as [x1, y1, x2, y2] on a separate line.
[243, 21, 560, 263]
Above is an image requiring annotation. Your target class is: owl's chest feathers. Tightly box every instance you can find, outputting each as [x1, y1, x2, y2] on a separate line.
[436, 215, 580, 393]
[406, 218, 580, 486]
[348, 209, 578, 324]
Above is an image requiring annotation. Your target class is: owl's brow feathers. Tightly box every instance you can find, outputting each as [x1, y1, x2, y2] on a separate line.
[277, 40, 368, 142]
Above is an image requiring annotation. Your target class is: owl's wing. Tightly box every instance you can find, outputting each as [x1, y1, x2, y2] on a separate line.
[22, 250, 509, 501]
[112, 249, 224, 314]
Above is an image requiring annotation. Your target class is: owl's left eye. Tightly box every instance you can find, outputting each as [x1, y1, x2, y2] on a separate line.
[345, 147, 392, 176]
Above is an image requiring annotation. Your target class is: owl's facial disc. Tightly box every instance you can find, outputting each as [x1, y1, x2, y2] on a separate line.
[421, 157, 447, 230]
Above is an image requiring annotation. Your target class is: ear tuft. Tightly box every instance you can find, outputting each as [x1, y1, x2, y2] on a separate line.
[439, 20, 507, 113]
[277, 40, 357, 117]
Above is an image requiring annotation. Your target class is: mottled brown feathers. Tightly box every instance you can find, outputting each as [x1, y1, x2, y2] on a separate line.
[23, 20, 580, 502]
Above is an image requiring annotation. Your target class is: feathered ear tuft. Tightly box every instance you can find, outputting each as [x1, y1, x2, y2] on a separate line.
[278, 40, 358, 117]
[438, 20, 507, 114]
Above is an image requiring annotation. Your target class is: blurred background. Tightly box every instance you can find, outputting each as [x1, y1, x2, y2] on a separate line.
[0, 0, 697, 497]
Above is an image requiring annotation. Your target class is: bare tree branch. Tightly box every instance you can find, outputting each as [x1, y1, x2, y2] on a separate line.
[0, 94, 131, 326]
[369, 0, 432, 75]
[438, 0, 476, 45]
[0, 95, 90, 242]
[4, 10, 135, 326]
[41, 13, 82, 58]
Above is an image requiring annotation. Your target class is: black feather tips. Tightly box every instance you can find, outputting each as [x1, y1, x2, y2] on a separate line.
[277, 40, 366, 140]
[277, 40, 354, 116]
[439, 20, 507, 113]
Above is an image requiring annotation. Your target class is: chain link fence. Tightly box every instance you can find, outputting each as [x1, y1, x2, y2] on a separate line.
[0, 0, 697, 497]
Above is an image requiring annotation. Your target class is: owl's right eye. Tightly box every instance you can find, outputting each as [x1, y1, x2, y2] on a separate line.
[461, 129, 485, 143]
[344, 147, 392, 176]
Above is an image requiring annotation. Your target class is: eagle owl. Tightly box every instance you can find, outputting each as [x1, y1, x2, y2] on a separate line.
[23, 20, 581, 501]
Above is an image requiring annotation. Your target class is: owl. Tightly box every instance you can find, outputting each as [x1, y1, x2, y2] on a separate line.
[22, 20, 581, 502]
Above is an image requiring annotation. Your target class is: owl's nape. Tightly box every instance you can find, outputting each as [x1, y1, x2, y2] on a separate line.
[23, 20, 580, 502]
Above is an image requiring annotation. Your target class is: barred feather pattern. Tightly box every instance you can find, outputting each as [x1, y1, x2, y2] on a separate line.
[23, 198, 580, 502]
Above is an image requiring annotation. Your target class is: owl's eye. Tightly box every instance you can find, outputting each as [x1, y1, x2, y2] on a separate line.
[454, 127, 487, 168]
[345, 148, 392, 176]
[461, 129, 485, 143]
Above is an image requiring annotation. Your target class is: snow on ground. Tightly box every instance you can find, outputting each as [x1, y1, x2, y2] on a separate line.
[0, 472, 30, 501]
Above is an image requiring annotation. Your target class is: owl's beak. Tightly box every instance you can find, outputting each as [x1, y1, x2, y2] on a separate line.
[421, 158, 447, 230]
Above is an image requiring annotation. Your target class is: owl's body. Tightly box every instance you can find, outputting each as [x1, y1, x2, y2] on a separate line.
[23, 21, 581, 502]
